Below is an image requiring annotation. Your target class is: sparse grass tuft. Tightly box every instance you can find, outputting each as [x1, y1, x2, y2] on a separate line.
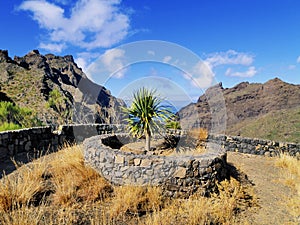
[109, 185, 163, 219]
[276, 153, 300, 219]
[188, 127, 208, 141]
[276, 153, 300, 193]
[144, 178, 255, 225]
[0, 144, 112, 224]
[171, 145, 206, 156]
[0, 157, 48, 211]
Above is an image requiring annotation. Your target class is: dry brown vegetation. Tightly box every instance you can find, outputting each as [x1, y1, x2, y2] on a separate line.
[188, 128, 208, 141]
[276, 153, 300, 219]
[0, 144, 256, 225]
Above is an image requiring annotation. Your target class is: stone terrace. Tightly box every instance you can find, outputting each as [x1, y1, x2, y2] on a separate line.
[84, 134, 228, 197]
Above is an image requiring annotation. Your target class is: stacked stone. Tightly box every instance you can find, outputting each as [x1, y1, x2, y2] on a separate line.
[0, 127, 55, 161]
[0, 124, 118, 176]
[59, 124, 116, 143]
[83, 134, 228, 198]
[163, 153, 227, 198]
[208, 134, 300, 158]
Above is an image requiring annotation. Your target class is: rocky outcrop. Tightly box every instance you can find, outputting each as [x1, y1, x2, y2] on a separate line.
[0, 49, 125, 125]
[178, 82, 226, 132]
[178, 78, 300, 135]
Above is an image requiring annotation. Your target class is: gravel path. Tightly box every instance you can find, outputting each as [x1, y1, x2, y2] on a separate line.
[227, 152, 297, 224]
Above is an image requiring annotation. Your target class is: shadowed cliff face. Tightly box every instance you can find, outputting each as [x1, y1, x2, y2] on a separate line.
[178, 78, 300, 137]
[0, 49, 125, 125]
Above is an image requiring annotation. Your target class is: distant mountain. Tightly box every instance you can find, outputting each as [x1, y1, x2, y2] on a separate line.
[0, 50, 125, 126]
[178, 78, 300, 142]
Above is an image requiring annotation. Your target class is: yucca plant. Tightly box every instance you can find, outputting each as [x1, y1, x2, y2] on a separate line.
[122, 88, 174, 151]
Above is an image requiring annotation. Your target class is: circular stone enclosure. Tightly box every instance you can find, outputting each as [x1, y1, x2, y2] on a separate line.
[83, 134, 228, 197]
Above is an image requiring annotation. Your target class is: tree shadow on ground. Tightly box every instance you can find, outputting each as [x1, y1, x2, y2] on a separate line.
[226, 162, 255, 187]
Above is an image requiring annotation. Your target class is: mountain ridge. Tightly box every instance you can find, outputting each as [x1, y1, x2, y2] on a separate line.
[178, 77, 300, 142]
[0, 49, 125, 126]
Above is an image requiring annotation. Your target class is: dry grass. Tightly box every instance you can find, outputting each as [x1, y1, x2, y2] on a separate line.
[170, 145, 206, 156]
[0, 144, 256, 225]
[0, 157, 48, 211]
[169, 128, 208, 156]
[188, 127, 208, 141]
[276, 153, 300, 219]
[143, 178, 255, 225]
[47, 145, 112, 206]
[0, 144, 112, 224]
[108, 185, 163, 220]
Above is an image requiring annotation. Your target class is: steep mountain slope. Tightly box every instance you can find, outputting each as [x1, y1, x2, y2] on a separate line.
[178, 78, 300, 142]
[0, 50, 125, 125]
[226, 106, 300, 143]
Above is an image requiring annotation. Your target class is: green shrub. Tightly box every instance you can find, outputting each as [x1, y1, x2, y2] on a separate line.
[46, 89, 72, 123]
[0, 101, 42, 131]
[0, 122, 22, 132]
[165, 120, 181, 130]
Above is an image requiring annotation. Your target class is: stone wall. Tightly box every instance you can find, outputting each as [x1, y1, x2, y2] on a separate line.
[0, 127, 56, 175]
[167, 130, 300, 158]
[0, 124, 116, 176]
[1, 124, 299, 188]
[207, 134, 300, 158]
[83, 134, 228, 197]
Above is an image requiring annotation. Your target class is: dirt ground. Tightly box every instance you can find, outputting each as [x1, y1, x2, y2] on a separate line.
[227, 152, 298, 225]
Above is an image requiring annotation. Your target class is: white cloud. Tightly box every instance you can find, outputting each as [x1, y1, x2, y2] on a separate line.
[39, 42, 65, 53]
[205, 50, 254, 67]
[19, 0, 130, 52]
[204, 50, 257, 78]
[297, 56, 300, 63]
[163, 56, 172, 63]
[147, 50, 155, 56]
[187, 61, 215, 88]
[225, 66, 257, 78]
[100, 48, 126, 78]
[75, 51, 99, 69]
[288, 65, 296, 70]
[75, 57, 88, 72]
[20, 1, 66, 29]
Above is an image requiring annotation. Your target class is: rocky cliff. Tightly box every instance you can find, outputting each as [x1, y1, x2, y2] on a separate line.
[178, 78, 300, 140]
[0, 50, 125, 125]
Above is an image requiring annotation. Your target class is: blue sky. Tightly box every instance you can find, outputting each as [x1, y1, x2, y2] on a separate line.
[1, 0, 300, 109]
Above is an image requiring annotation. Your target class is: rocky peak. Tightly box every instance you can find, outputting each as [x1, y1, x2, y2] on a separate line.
[197, 82, 223, 103]
[265, 77, 283, 84]
[63, 55, 74, 63]
[14, 49, 48, 70]
[0, 49, 125, 125]
[27, 49, 40, 56]
[0, 50, 13, 63]
[231, 81, 250, 91]
[45, 54, 76, 65]
[178, 78, 300, 131]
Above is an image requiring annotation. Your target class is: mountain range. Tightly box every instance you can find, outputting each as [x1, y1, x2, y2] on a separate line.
[1, 50, 299, 142]
[178, 78, 300, 142]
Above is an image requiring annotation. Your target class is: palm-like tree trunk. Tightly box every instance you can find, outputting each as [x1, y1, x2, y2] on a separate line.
[145, 129, 151, 151]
